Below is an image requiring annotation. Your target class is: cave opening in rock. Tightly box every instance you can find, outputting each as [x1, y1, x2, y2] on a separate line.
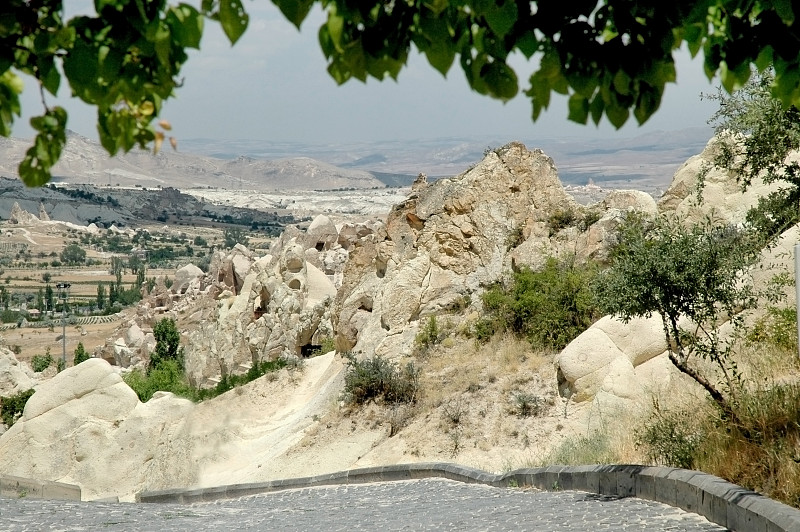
[300, 344, 321, 358]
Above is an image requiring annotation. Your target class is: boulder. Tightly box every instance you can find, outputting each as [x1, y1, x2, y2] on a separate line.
[556, 315, 670, 402]
[0, 349, 36, 397]
[0, 359, 195, 501]
[173, 264, 204, 295]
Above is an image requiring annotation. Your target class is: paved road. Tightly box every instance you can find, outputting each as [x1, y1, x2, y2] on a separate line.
[0, 478, 727, 531]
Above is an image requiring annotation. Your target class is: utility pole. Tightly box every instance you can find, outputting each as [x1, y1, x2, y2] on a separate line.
[796, 244, 800, 358]
[56, 283, 70, 369]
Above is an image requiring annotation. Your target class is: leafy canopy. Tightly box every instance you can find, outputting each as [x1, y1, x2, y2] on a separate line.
[701, 70, 800, 239]
[5, 1, 800, 185]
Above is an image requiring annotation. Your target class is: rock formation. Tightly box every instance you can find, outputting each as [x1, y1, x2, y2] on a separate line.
[0, 348, 36, 398]
[332, 142, 650, 359]
[8, 202, 40, 224]
[0, 354, 344, 501]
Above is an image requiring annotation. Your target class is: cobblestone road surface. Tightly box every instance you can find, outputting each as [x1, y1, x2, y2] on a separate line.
[0, 479, 727, 531]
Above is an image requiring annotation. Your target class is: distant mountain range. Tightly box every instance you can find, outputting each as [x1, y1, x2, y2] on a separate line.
[0, 127, 714, 193]
[177, 127, 714, 193]
[0, 132, 386, 191]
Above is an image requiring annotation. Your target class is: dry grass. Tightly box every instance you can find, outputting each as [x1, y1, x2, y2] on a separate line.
[419, 333, 554, 410]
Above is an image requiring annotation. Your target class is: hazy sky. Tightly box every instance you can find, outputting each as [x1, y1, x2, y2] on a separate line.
[17, 2, 719, 145]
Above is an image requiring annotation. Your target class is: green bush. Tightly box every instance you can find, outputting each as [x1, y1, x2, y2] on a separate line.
[748, 306, 798, 352]
[479, 257, 600, 350]
[537, 432, 619, 466]
[547, 209, 578, 236]
[636, 407, 703, 470]
[0, 309, 22, 324]
[124, 359, 191, 402]
[414, 315, 441, 354]
[0, 389, 34, 427]
[149, 317, 183, 373]
[203, 358, 289, 398]
[342, 353, 419, 405]
[73, 342, 90, 366]
[512, 392, 545, 418]
[31, 354, 54, 373]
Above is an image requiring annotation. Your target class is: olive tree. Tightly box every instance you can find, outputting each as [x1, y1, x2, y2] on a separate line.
[59, 243, 86, 265]
[596, 214, 762, 415]
[3, 1, 800, 186]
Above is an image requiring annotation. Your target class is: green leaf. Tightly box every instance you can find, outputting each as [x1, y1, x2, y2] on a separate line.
[481, 61, 518, 100]
[37, 59, 61, 96]
[589, 94, 604, 125]
[612, 69, 630, 96]
[683, 23, 704, 57]
[272, 0, 315, 28]
[605, 100, 629, 128]
[526, 71, 551, 120]
[219, 0, 249, 44]
[484, 0, 517, 38]
[424, 41, 456, 76]
[515, 32, 538, 59]
[773, 0, 795, 24]
[567, 94, 589, 124]
[19, 107, 67, 187]
[419, 15, 455, 75]
[754, 46, 773, 72]
[327, 13, 345, 51]
[0, 71, 23, 137]
[168, 4, 203, 49]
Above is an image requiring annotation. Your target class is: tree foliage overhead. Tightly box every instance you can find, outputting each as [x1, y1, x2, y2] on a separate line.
[702, 70, 800, 239]
[4, 1, 800, 186]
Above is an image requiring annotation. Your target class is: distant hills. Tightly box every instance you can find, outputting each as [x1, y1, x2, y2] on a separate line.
[0, 127, 714, 193]
[0, 132, 387, 191]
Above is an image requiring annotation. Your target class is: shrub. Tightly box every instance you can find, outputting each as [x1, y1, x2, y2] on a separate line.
[536, 432, 619, 466]
[74, 342, 90, 365]
[511, 392, 546, 418]
[479, 257, 600, 350]
[124, 359, 191, 402]
[342, 353, 419, 405]
[31, 354, 54, 373]
[0, 389, 34, 427]
[748, 306, 798, 353]
[637, 384, 800, 506]
[414, 315, 441, 354]
[547, 209, 578, 236]
[637, 406, 703, 470]
[206, 358, 289, 397]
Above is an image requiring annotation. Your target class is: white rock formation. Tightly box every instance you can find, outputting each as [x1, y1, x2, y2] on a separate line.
[0, 354, 344, 501]
[185, 239, 337, 387]
[0, 348, 36, 398]
[556, 315, 673, 402]
[332, 142, 651, 359]
[658, 136, 784, 224]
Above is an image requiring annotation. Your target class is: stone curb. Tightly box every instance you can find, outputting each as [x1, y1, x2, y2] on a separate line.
[137, 463, 800, 531]
[0, 474, 81, 501]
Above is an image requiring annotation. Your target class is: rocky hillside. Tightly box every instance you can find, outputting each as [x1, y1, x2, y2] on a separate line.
[0, 138, 791, 502]
[0, 177, 295, 229]
[0, 132, 384, 190]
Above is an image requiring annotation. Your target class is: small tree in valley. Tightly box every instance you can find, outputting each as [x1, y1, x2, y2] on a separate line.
[149, 318, 183, 374]
[596, 214, 762, 416]
[73, 342, 90, 366]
